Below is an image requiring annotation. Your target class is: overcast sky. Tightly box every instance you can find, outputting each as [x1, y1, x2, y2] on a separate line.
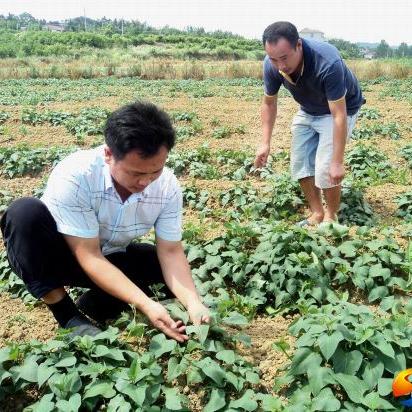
[0, 0, 411, 45]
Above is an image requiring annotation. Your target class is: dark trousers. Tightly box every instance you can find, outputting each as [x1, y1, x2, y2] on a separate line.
[0, 198, 173, 308]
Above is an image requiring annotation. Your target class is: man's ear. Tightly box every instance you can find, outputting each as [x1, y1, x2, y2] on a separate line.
[104, 146, 112, 164]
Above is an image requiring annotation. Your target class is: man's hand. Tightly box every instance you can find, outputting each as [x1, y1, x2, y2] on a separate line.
[187, 300, 210, 325]
[329, 161, 345, 186]
[254, 143, 270, 168]
[142, 299, 188, 343]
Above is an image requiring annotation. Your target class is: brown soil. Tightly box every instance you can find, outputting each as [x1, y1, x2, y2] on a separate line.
[0, 293, 57, 347]
[240, 315, 295, 391]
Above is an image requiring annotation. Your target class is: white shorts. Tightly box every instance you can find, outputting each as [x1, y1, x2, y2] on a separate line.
[290, 110, 359, 189]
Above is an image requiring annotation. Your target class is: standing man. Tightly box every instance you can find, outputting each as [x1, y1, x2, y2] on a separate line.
[254, 21, 364, 225]
[1, 101, 209, 341]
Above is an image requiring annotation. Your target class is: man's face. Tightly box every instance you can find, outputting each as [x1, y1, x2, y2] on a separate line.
[104, 145, 168, 194]
[265, 38, 303, 75]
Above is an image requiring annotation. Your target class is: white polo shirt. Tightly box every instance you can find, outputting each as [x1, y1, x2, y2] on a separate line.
[41, 145, 182, 255]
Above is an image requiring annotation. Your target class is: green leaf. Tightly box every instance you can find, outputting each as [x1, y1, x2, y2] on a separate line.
[369, 264, 391, 280]
[203, 388, 226, 412]
[167, 357, 180, 381]
[105, 349, 126, 362]
[311, 387, 341, 411]
[362, 359, 384, 391]
[379, 350, 406, 373]
[37, 364, 57, 387]
[186, 366, 203, 385]
[308, 367, 335, 396]
[196, 357, 226, 386]
[318, 331, 343, 361]
[216, 350, 236, 365]
[83, 380, 116, 399]
[228, 389, 258, 411]
[245, 371, 260, 384]
[49, 371, 82, 398]
[289, 348, 322, 376]
[55, 353, 76, 368]
[332, 348, 363, 375]
[361, 391, 395, 410]
[233, 333, 252, 347]
[15, 356, 38, 382]
[370, 333, 395, 358]
[368, 286, 389, 302]
[163, 386, 187, 410]
[56, 393, 81, 412]
[92, 344, 109, 357]
[334, 374, 368, 403]
[187, 246, 205, 262]
[107, 394, 132, 412]
[29, 393, 55, 412]
[221, 311, 249, 326]
[149, 334, 177, 358]
[116, 382, 147, 406]
[185, 324, 210, 344]
[338, 241, 357, 257]
[146, 383, 161, 404]
[259, 394, 283, 411]
[377, 378, 393, 396]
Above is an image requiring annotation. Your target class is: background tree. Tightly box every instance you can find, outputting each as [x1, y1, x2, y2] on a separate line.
[376, 39, 393, 58]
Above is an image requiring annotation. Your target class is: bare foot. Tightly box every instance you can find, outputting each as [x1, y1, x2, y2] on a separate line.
[322, 213, 338, 223]
[307, 212, 324, 225]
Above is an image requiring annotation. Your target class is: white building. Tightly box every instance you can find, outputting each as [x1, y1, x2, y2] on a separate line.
[42, 23, 65, 32]
[299, 28, 326, 42]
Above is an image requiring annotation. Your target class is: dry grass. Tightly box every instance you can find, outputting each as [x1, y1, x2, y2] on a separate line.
[0, 54, 410, 81]
[347, 59, 412, 79]
[0, 56, 263, 80]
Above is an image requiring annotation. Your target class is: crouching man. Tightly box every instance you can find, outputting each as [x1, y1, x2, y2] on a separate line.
[1, 101, 210, 341]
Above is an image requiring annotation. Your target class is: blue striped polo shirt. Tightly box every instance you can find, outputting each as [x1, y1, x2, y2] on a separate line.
[41, 145, 182, 255]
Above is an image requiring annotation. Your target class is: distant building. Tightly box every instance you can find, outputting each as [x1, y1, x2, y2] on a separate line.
[364, 51, 376, 59]
[42, 23, 65, 32]
[299, 28, 326, 42]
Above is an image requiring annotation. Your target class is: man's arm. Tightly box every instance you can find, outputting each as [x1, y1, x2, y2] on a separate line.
[254, 94, 277, 168]
[156, 236, 210, 325]
[328, 97, 348, 186]
[63, 235, 188, 342]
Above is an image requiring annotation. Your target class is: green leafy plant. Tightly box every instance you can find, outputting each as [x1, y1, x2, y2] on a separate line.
[0, 190, 14, 214]
[358, 107, 380, 120]
[400, 144, 412, 168]
[395, 190, 412, 222]
[0, 111, 10, 124]
[0, 146, 76, 178]
[212, 126, 232, 139]
[346, 144, 393, 183]
[0, 315, 280, 411]
[339, 181, 376, 226]
[277, 299, 412, 411]
[0, 250, 36, 304]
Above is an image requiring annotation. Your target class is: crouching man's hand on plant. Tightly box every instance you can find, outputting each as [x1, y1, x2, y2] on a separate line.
[142, 299, 188, 343]
[187, 300, 211, 325]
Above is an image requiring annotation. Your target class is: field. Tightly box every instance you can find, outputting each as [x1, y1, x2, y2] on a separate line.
[0, 72, 411, 411]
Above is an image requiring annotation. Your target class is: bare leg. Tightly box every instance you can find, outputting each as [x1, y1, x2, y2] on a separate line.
[322, 185, 341, 222]
[299, 176, 324, 224]
[41, 287, 66, 304]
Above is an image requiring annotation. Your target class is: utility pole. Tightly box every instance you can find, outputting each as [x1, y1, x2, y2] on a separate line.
[84, 8, 87, 31]
[121, 18, 124, 35]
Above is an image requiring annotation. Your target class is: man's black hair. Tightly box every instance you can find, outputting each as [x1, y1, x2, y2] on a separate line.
[104, 101, 175, 160]
[262, 21, 299, 48]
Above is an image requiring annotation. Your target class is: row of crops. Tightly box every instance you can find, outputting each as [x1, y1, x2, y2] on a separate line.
[0, 76, 411, 411]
